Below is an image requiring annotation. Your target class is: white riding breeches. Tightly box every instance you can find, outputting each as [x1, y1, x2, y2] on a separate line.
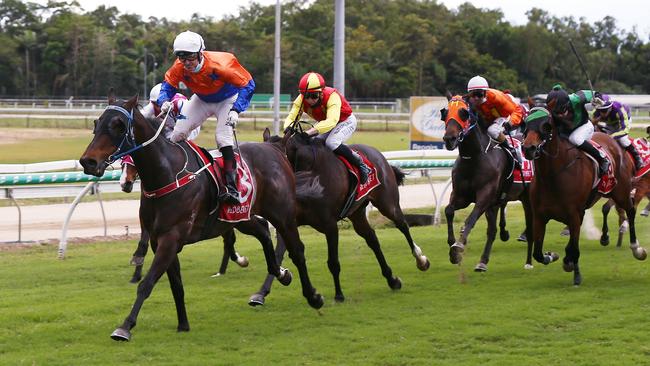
[315, 114, 358, 150]
[487, 117, 507, 140]
[614, 133, 632, 148]
[569, 122, 594, 146]
[170, 93, 237, 147]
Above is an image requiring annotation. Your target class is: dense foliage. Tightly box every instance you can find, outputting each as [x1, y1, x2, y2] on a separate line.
[2, 0, 649, 98]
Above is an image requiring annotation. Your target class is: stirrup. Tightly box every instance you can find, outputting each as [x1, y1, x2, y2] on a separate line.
[358, 164, 371, 184]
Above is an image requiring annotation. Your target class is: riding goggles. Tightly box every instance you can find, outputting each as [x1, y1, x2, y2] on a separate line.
[176, 52, 199, 61]
[303, 91, 320, 100]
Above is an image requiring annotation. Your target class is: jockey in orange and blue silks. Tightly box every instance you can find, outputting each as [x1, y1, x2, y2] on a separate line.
[283, 72, 371, 184]
[156, 31, 255, 205]
[466, 75, 524, 166]
[592, 94, 645, 170]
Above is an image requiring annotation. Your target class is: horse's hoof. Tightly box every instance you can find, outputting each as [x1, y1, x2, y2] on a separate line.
[633, 247, 647, 261]
[177, 324, 190, 332]
[562, 260, 575, 273]
[210, 272, 224, 278]
[449, 244, 464, 265]
[110, 328, 131, 342]
[334, 294, 345, 303]
[416, 256, 430, 271]
[500, 230, 510, 242]
[248, 293, 266, 307]
[389, 277, 402, 290]
[641, 209, 649, 217]
[309, 293, 325, 309]
[573, 273, 582, 286]
[129, 276, 141, 284]
[237, 256, 249, 268]
[277, 267, 293, 286]
[560, 228, 570, 236]
[517, 233, 527, 242]
[474, 263, 488, 272]
[600, 235, 610, 246]
[524, 263, 534, 270]
[544, 252, 560, 265]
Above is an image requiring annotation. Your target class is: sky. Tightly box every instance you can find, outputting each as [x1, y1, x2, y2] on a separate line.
[35, 0, 650, 38]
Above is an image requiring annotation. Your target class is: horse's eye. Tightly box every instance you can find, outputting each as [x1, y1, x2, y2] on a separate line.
[109, 118, 126, 136]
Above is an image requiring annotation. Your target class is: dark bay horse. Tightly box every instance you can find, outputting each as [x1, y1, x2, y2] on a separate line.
[80, 93, 323, 341]
[119, 161, 248, 283]
[441, 94, 533, 271]
[248, 126, 430, 305]
[522, 107, 646, 285]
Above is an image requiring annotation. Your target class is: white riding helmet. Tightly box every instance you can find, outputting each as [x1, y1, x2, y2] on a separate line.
[173, 30, 205, 55]
[467, 75, 489, 92]
[149, 83, 162, 102]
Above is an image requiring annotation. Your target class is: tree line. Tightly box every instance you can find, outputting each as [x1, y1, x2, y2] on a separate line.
[1, 0, 649, 99]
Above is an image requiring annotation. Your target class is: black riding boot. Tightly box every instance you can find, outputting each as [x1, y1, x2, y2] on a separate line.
[578, 141, 610, 177]
[625, 144, 644, 171]
[333, 144, 372, 184]
[499, 140, 521, 169]
[220, 146, 240, 205]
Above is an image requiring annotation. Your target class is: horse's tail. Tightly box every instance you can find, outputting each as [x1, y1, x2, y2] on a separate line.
[390, 164, 406, 186]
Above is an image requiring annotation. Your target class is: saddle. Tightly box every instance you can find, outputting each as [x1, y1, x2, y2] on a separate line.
[585, 141, 616, 195]
[186, 141, 255, 223]
[335, 150, 381, 219]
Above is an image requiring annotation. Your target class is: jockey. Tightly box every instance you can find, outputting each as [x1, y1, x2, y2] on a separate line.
[283, 72, 372, 184]
[143, 83, 200, 141]
[466, 75, 524, 166]
[592, 94, 644, 170]
[157, 30, 256, 205]
[545, 84, 609, 177]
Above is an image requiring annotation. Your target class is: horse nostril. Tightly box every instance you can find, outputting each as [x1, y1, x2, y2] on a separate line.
[79, 157, 97, 172]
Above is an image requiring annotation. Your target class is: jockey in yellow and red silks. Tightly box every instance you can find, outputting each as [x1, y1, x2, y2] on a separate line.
[283, 72, 371, 183]
[157, 30, 256, 205]
[466, 75, 525, 166]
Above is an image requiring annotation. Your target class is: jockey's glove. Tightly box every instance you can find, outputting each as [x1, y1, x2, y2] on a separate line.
[226, 110, 239, 128]
[160, 101, 173, 115]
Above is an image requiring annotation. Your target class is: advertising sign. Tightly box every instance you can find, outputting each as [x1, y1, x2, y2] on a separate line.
[409, 96, 448, 150]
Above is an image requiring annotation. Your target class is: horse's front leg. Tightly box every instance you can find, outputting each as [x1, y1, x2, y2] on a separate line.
[451, 195, 492, 265]
[445, 194, 470, 265]
[521, 197, 534, 269]
[129, 225, 150, 283]
[625, 205, 647, 261]
[531, 214, 558, 265]
[111, 232, 181, 341]
[475, 205, 498, 272]
[563, 214, 583, 285]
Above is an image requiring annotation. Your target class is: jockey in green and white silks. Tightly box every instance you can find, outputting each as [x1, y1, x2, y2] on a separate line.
[545, 84, 610, 177]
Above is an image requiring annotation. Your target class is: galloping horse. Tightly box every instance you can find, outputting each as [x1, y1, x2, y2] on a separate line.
[441, 94, 533, 271]
[522, 107, 646, 285]
[248, 125, 430, 305]
[80, 92, 323, 341]
[118, 162, 249, 283]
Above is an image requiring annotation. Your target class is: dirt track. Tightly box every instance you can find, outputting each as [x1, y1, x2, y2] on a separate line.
[0, 183, 451, 245]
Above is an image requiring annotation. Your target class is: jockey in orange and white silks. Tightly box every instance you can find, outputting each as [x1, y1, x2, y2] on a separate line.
[466, 75, 524, 165]
[143, 83, 200, 141]
[283, 72, 371, 184]
[157, 30, 256, 205]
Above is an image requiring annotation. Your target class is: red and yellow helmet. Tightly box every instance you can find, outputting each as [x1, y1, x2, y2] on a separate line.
[298, 72, 326, 93]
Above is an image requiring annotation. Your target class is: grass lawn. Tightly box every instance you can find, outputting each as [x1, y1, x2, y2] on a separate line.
[1, 204, 649, 365]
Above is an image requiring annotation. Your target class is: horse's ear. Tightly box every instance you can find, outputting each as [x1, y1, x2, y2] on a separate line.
[445, 91, 453, 101]
[280, 130, 291, 146]
[125, 94, 139, 109]
[108, 88, 116, 104]
[527, 97, 535, 108]
[263, 127, 270, 142]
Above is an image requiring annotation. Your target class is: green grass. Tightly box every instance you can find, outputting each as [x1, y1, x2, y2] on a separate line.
[1, 204, 649, 365]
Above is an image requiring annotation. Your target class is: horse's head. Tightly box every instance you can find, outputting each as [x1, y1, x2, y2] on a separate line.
[441, 92, 473, 150]
[79, 90, 140, 177]
[119, 158, 138, 193]
[281, 121, 319, 171]
[522, 107, 554, 160]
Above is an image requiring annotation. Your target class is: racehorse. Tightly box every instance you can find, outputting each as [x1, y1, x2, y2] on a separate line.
[441, 94, 533, 271]
[119, 161, 248, 283]
[79, 92, 324, 341]
[247, 125, 430, 305]
[521, 106, 647, 285]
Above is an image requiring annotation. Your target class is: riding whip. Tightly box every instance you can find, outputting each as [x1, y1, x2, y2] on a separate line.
[568, 39, 594, 93]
